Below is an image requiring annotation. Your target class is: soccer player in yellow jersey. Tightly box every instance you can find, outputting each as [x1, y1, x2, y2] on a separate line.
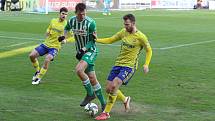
[95, 14, 152, 120]
[29, 7, 73, 85]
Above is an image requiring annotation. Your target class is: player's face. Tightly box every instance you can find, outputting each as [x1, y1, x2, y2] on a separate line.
[76, 10, 86, 22]
[60, 11, 68, 21]
[124, 19, 135, 33]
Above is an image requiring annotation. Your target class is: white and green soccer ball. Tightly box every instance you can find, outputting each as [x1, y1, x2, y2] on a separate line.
[84, 103, 98, 116]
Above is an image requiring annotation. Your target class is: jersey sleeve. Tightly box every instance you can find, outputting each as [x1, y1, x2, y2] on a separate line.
[89, 20, 96, 33]
[96, 29, 124, 44]
[139, 34, 152, 66]
[65, 19, 71, 31]
[66, 31, 75, 43]
[46, 19, 53, 33]
[85, 20, 96, 49]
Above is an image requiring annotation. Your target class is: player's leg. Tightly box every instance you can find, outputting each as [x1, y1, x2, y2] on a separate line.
[29, 49, 40, 73]
[105, 77, 122, 112]
[95, 66, 134, 120]
[95, 78, 122, 120]
[116, 67, 135, 112]
[36, 54, 53, 79]
[87, 71, 106, 111]
[29, 44, 47, 81]
[76, 60, 95, 107]
[107, 3, 111, 15]
[117, 90, 131, 112]
[95, 66, 120, 120]
[102, 2, 108, 15]
[37, 48, 57, 79]
[83, 50, 106, 110]
[32, 47, 57, 85]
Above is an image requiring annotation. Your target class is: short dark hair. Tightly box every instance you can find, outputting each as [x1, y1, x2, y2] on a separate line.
[60, 7, 68, 13]
[123, 14, 136, 22]
[75, 3, 86, 13]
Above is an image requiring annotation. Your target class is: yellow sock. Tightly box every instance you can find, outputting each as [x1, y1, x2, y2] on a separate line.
[117, 90, 126, 102]
[37, 67, 47, 79]
[104, 93, 117, 113]
[32, 60, 40, 72]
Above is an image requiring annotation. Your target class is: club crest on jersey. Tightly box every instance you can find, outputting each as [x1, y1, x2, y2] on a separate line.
[122, 42, 135, 48]
[52, 28, 63, 33]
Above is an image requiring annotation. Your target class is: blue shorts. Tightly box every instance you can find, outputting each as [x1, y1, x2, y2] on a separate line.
[35, 44, 58, 58]
[107, 66, 135, 85]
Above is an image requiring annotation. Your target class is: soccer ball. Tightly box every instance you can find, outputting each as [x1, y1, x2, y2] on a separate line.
[84, 103, 98, 116]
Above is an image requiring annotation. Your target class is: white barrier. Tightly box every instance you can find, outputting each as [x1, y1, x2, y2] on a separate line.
[209, 1, 215, 10]
[151, 0, 196, 9]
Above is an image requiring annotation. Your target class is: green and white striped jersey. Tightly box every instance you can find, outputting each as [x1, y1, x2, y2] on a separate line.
[65, 16, 97, 52]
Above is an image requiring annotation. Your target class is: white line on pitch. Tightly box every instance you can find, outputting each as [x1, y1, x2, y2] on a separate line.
[156, 39, 215, 50]
[5, 41, 34, 47]
[1, 35, 215, 50]
[0, 35, 41, 49]
[0, 35, 43, 41]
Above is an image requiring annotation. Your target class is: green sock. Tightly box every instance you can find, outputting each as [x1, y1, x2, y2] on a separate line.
[93, 83, 106, 105]
[82, 79, 94, 96]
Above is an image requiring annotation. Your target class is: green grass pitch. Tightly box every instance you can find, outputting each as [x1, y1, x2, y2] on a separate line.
[0, 10, 215, 121]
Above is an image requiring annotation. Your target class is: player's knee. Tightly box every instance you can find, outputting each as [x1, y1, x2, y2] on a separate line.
[44, 56, 52, 63]
[44, 58, 50, 63]
[75, 67, 84, 75]
[111, 86, 116, 92]
[107, 85, 115, 93]
[89, 78, 97, 85]
[29, 53, 35, 59]
[106, 88, 111, 93]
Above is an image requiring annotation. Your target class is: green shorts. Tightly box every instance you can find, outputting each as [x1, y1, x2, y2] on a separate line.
[81, 50, 98, 73]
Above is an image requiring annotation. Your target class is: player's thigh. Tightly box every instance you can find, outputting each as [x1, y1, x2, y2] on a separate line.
[35, 44, 49, 56]
[44, 54, 54, 62]
[106, 66, 121, 92]
[47, 48, 58, 61]
[118, 67, 135, 85]
[107, 66, 121, 82]
[82, 51, 97, 73]
[76, 60, 88, 72]
[85, 64, 95, 73]
[29, 49, 40, 58]
[106, 78, 122, 93]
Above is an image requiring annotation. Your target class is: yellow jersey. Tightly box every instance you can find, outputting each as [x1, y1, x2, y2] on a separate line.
[96, 28, 152, 69]
[43, 18, 67, 50]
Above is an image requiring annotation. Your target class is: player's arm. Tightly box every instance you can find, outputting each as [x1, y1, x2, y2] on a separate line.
[140, 34, 152, 73]
[58, 21, 72, 43]
[62, 31, 75, 44]
[46, 19, 53, 37]
[96, 30, 123, 44]
[96, 36, 119, 44]
[84, 20, 97, 50]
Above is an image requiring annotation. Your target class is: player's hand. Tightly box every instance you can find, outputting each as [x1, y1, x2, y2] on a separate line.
[76, 48, 86, 60]
[143, 65, 149, 74]
[58, 36, 65, 42]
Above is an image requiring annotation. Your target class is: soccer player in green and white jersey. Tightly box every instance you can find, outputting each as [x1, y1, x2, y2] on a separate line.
[29, 7, 74, 85]
[95, 14, 152, 120]
[61, 3, 106, 111]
